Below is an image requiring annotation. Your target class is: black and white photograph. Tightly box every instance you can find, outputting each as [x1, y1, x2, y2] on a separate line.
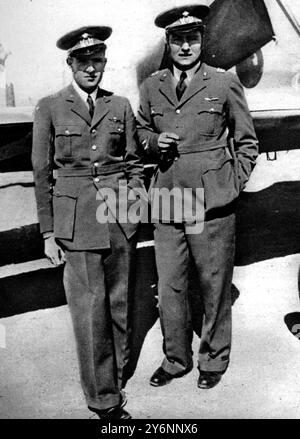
[0, 0, 299, 424]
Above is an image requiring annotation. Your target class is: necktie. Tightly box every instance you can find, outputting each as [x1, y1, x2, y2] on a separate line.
[176, 71, 187, 100]
[87, 94, 95, 118]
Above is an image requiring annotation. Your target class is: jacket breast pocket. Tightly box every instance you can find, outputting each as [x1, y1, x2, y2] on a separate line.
[55, 125, 82, 157]
[197, 102, 223, 135]
[150, 106, 164, 122]
[53, 185, 78, 240]
[108, 117, 125, 136]
[150, 106, 166, 131]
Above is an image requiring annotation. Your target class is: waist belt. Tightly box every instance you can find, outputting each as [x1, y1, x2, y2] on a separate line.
[178, 140, 228, 154]
[55, 162, 126, 178]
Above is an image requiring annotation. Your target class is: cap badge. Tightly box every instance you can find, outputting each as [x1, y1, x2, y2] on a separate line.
[180, 11, 191, 25]
[79, 33, 94, 47]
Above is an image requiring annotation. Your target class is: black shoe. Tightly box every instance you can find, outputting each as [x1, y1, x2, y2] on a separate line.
[197, 371, 222, 389]
[150, 367, 174, 387]
[150, 365, 193, 387]
[89, 404, 132, 420]
[88, 390, 130, 419]
[97, 406, 132, 420]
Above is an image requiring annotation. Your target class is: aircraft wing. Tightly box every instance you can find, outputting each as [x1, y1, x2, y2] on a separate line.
[253, 108, 300, 153]
[0, 107, 33, 172]
[0, 103, 299, 174]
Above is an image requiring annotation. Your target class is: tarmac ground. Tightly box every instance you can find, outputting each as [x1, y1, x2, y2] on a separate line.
[0, 253, 299, 419]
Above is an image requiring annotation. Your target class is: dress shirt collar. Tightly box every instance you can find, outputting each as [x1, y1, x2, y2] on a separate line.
[173, 61, 201, 84]
[72, 80, 98, 105]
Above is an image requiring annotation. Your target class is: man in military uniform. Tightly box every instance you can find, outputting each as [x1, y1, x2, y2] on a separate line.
[137, 4, 258, 389]
[32, 26, 145, 419]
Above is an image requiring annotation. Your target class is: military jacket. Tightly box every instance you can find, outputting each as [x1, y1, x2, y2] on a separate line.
[136, 63, 258, 216]
[32, 84, 145, 250]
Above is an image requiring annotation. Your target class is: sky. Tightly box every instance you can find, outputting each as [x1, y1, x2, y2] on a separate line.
[1, 0, 300, 110]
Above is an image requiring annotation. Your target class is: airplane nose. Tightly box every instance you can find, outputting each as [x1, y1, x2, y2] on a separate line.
[236, 49, 264, 88]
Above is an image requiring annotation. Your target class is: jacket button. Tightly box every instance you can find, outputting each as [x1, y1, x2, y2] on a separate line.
[94, 177, 100, 183]
[94, 162, 99, 167]
[65, 129, 70, 135]
[92, 145, 97, 150]
[176, 109, 180, 114]
[209, 108, 215, 113]
[91, 129, 96, 134]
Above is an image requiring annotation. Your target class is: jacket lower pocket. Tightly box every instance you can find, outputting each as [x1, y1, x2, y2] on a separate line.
[201, 156, 239, 211]
[53, 194, 77, 240]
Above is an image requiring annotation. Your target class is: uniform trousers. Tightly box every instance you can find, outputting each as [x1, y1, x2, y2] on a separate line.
[63, 223, 136, 411]
[153, 213, 235, 375]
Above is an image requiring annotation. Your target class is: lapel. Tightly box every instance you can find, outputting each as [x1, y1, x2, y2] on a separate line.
[91, 89, 111, 129]
[63, 85, 112, 127]
[177, 63, 211, 108]
[64, 84, 91, 125]
[158, 69, 178, 107]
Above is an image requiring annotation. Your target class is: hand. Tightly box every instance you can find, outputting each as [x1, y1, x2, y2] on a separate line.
[44, 234, 65, 266]
[157, 132, 179, 152]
